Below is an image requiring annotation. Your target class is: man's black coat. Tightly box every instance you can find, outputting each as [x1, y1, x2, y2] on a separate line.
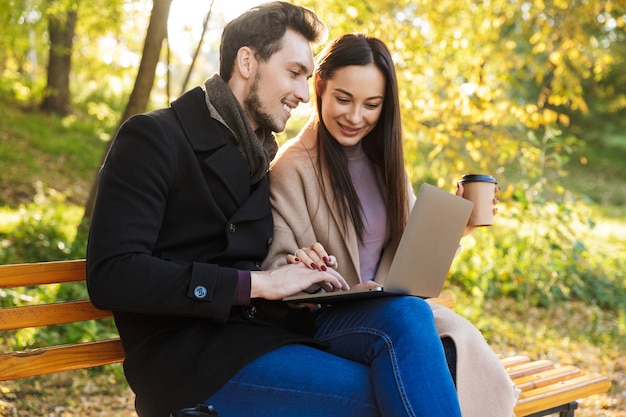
[87, 87, 316, 416]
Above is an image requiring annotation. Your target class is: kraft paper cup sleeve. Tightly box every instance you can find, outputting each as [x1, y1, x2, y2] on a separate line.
[460, 174, 497, 227]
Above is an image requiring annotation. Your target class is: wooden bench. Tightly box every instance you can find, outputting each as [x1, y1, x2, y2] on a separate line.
[0, 260, 612, 416]
[504, 355, 611, 416]
[0, 259, 124, 381]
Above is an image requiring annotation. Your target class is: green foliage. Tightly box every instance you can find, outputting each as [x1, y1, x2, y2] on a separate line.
[0, 0, 136, 107]
[451, 197, 625, 311]
[0, 183, 85, 264]
[446, 123, 625, 311]
[302, 0, 626, 191]
[564, 137, 626, 207]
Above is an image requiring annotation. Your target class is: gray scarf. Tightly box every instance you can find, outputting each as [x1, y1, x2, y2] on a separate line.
[203, 74, 278, 184]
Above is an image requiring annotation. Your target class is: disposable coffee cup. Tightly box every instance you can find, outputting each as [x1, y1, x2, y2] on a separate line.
[460, 174, 497, 227]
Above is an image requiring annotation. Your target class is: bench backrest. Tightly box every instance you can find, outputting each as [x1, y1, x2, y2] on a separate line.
[0, 259, 453, 383]
[0, 259, 124, 381]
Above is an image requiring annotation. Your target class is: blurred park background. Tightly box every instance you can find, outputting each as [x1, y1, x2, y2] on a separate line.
[0, 0, 624, 415]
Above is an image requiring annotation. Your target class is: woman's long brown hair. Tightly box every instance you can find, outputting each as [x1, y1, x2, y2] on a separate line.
[315, 33, 409, 246]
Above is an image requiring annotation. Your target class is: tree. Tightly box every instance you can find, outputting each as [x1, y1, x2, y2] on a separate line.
[303, 0, 625, 187]
[82, 0, 173, 219]
[40, 0, 79, 115]
[119, 0, 173, 123]
[178, 0, 216, 96]
[0, 0, 127, 109]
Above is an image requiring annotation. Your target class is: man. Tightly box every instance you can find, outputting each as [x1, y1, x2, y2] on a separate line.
[88, 2, 344, 414]
[87, 2, 460, 416]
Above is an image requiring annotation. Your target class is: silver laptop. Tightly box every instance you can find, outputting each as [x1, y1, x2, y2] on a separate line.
[283, 183, 473, 304]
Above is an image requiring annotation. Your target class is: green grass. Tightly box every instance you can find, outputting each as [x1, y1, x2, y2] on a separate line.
[564, 140, 626, 207]
[0, 97, 109, 206]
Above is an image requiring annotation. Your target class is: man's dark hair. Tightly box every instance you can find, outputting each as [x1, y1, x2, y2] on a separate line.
[219, 1, 326, 81]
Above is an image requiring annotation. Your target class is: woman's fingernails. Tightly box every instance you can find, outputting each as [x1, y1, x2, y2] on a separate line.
[311, 263, 318, 270]
[320, 265, 327, 271]
[294, 257, 300, 262]
[323, 256, 330, 264]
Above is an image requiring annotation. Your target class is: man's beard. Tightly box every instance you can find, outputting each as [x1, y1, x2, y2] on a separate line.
[244, 72, 281, 132]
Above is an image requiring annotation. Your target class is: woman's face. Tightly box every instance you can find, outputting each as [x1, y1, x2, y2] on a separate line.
[317, 64, 385, 147]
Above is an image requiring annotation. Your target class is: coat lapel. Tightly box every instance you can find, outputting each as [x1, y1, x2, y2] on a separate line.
[171, 87, 228, 153]
[300, 131, 362, 283]
[171, 87, 250, 207]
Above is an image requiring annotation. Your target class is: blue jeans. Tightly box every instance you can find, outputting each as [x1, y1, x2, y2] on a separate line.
[205, 296, 461, 417]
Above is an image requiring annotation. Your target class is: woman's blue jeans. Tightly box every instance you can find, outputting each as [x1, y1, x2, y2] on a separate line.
[204, 296, 462, 417]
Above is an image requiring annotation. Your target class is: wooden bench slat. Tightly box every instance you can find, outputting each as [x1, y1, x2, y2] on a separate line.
[506, 359, 555, 380]
[500, 355, 531, 368]
[0, 259, 86, 288]
[512, 365, 582, 392]
[514, 374, 612, 416]
[0, 300, 113, 331]
[0, 339, 124, 382]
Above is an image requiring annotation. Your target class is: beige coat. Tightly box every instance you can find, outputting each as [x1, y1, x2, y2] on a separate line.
[263, 125, 519, 417]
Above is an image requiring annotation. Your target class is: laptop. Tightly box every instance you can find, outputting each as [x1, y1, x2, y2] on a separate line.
[282, 183, 473, 304]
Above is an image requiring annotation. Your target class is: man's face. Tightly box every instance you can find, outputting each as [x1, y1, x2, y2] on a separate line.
[244, 29, 314, 132]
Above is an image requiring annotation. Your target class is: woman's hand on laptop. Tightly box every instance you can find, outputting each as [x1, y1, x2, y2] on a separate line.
[286, 242, 338, 271]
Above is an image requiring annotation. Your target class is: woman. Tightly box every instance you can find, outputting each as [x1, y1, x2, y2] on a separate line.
[263, 33, 519, 416]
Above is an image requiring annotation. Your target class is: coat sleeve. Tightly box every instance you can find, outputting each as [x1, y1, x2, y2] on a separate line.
[262, 143, 320, 271]
[86, 113, 237, 322]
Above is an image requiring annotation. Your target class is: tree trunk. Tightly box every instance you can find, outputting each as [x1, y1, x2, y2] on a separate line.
[179, 0, 215, 95]
[119, 0, 173, 122]
[82, 0, 173, 221]
[40, 5, 78, 115]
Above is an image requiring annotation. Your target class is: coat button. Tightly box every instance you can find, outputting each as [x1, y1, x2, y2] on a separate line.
[245, 305, 257, 319]
[194, 285, 207, 299]
[229, 223, 236, 233]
